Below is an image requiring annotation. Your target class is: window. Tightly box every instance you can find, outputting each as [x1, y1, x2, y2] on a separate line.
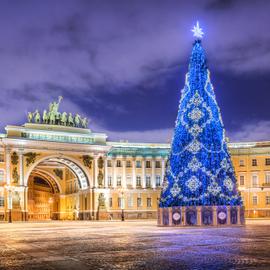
[117, 176, 122, 186]
[126, 160, 131, 168]
[128, 196, 133, 208]
[146, 161, 151, 168]
[118, 197, 122, 208]
[266, 158, 270, 166]
[109, 197, 112, 208]
[239, 160, 245, 166]
[136, 161, 141, 168]
[156, 175, 161, 187]
[108, 176, 112, 187]
[252, 175, 259, 187]
[126, 175, 132, 186]
[137, 197, 142, 207]
[155, 161, 161, 168]
[146, 176, 151, 187]
[239, 175, 245, 186]
[252, 196, 258, 205]
[107, 160, 112, 167]
[116, 160, 121, 167]
[0, 196, 4, 207]
[147, 198, 152, 207]
[0, 170, 4, 183]
[0, 154, 4, 162]
[252, 159, 257, 166]
[265, 173, 270, 184]
[266, 196, 270, 205]
[136, 176, 141, 187]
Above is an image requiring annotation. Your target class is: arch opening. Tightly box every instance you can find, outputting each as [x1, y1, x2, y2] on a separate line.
[26, 156, 88, 221]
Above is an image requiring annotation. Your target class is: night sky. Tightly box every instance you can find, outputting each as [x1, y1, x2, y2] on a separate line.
[0, 0, 269, 143]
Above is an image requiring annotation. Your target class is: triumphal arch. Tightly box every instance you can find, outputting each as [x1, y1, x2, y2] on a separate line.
[0, 97, 168, 221]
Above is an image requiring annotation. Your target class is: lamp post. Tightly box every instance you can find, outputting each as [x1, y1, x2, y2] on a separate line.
[119, 189, 125, 221]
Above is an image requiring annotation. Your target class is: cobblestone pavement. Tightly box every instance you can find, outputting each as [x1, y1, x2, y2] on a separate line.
[0, 220, 270, 270]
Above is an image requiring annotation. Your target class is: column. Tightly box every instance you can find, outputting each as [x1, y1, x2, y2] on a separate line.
[19, 150, 24, 186]
[227, 206, 231, 225]
[5, 148, 11, 185]
[237, 206, 241, 225]
[104, 157, 108, 188]
[122, 159, 126, 188]
[132, 158, 136, 188]
[168, 207, 173, 226]
[161, 158, 165, 182]
[197, 206, 202, 226]
[151, 159, 156, 188]
[142, 158, 146, 188]
[182, 206, 186, 226]
[213, 206, 217, 226]
[24, 187, 28, 221]
[94, 155, 98, 188]
[113, 158, 117, 188]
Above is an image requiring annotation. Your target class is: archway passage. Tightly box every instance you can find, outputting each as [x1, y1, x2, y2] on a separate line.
[28, 175, 58, 221]
[27, 157, 83, 221]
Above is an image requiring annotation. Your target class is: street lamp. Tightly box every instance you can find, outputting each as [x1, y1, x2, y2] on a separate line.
[119, 188, 125, 221]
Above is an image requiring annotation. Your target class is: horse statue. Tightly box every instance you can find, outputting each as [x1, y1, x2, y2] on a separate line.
[68, 113, 74, 127]
[74, 114, 81, 127]
[27, 112, 33, 123]
[42, 110, 48, 124]
[34, 110, 41, 123]
[61, 112, 68, 126]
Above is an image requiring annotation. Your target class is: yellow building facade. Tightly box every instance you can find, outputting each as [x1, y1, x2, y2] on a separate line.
[0, 121, 269, 221]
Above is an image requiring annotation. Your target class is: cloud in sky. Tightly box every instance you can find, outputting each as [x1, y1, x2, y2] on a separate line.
[0, 0, 269, 143]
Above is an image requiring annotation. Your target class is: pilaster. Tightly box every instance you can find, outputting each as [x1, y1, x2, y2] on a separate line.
[104, 157, 108, 188]
[122, 158, 126, 188]
[113, 158, 117, 188]
[5, 148, 11, 185]
[142, 158, 146, 188]
[93, 155, 98, 188]
[237, 206, 241, 225]
[19, 150, 24, 186]
[197, 206, 202, 226]
[151, 159, 156, 188]
[227, 206, 231, 225]
[132, 158, 136, 188]
[213, 206, 217, 226]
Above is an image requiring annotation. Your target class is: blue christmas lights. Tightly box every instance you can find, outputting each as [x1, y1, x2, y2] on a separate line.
[159, 40, 242, 207]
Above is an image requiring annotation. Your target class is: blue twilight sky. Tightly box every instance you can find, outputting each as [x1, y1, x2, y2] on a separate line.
[0, 0, 269, 143]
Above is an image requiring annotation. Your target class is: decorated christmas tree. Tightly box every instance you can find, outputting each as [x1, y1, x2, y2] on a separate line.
[159, 22, 242, 210]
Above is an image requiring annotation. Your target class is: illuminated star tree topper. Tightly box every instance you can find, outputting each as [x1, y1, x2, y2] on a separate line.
[191, 21, 204, 39]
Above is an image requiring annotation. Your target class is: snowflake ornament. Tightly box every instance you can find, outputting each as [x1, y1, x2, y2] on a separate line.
[188, 107, 204, 122]
[186, 176, 201, 192]
[170, 183, 181, 197]
[224, 177, 234, 191]
[207, 182, 221, 196]
[188, 156, 202, 172]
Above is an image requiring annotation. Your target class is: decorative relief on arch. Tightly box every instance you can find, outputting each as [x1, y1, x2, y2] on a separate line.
[81, 155, 93, 168]
[47, 158, 89, 190]
[24, 152, 40, 167]
[53, 169, 63, 180]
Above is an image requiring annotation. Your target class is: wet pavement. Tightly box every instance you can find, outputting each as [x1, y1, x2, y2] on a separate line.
[0, 220, 270, 270]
